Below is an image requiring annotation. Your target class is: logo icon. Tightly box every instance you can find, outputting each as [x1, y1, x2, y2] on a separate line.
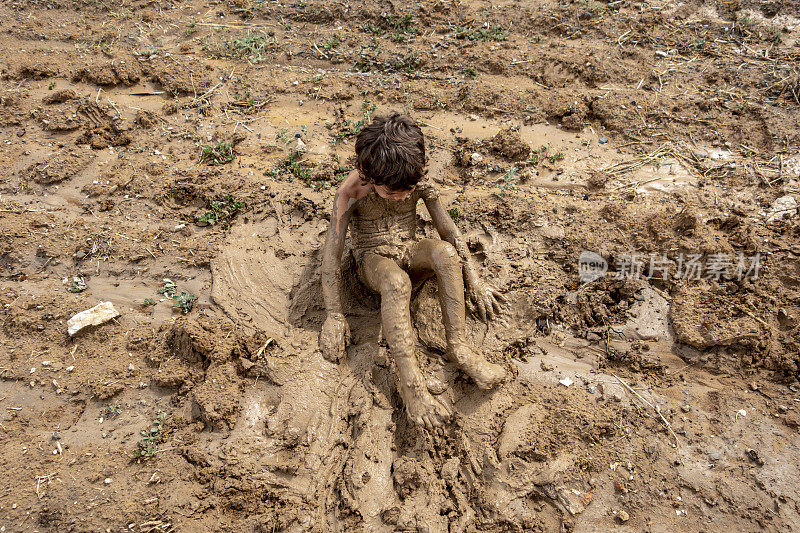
[578, 251, 607, 283]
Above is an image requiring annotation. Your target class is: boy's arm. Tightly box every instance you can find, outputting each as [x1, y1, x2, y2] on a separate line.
[420, 183, 506, 321]
[319, 174, 359, 362]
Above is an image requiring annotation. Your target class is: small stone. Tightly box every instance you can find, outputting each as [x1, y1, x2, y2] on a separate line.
[104, 478, 112, 484]
[66, 365, 75, 372]
[67, 302, 120, 336]
[617, 510, 630, 522]
[746, 448, 765, 465]
[778, 405, 788, 413]
[599, 137, 609, 144]
[559, 377, 574, 387]
[681, 404, 691, 413]
[470, 152, 484, 165]
[749, 381, 759, 391]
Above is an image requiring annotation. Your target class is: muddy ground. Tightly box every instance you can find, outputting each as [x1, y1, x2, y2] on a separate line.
[1, 0, 800, 530]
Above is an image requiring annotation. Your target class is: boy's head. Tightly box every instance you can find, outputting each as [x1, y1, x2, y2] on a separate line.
[355, 113, 425, 198]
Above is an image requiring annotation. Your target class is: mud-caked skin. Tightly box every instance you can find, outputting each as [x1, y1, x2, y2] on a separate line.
[321, 170, 507, 428]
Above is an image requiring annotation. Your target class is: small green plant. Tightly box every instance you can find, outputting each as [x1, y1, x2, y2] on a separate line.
[461, 64, 477, 78]
[133, 47, 159, 58]
[359, 13, 418, 40]
[386, 13, 418, 38]
[321, 36, 340, 51]
[101, 401, 122, 420]
[275, 128, 290, 144]
[448, 207, 459, 223]
[158, 278, 177, 298]
[549, 151, 565, 164]
[392, 52, 422, 73]
[497, 167, 519, 195]
[133, 412, 167, 461]
[67, 276, 86, 293]
[196, 194, 245, 230]
[185, 22, 197, 36]
[359, 22, 383, 35]
[172, 291, 196, 314]
[143, 298, 157, 307]
[48, 82, 55, 90]
[528, 145, 549, 165]
[156, 279, 197, 314]
[334, 101, 377, 141]
[200, 141, 235, 165]
[580, 0, 607, 13]
[208, 31, 277, 63]
[454, 25, 508, 42]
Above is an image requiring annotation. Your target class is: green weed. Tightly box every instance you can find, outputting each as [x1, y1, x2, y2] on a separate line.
[157, 278, 177, 298]
[156, 279, 196, 314]
[200, 141, 235, 165]
[143, 298, 157, 307]
[67, 276, 86, 293]
[448, 207, 459, 223]
[359, 13, 418, 41]
[454, 25, 508, 42]
[101, 401, 122, 420]
[275, 128, 290, 144]
[208, 31, 277, 63]
[196, 194, 245, 230]
[549, 151, 565, 164]
[133, 412, 167, 461]
[358, 22, 384, 35]
[527, 145, 549, 165]
[321, 36, 340, 50]
[334, 101, 377, 140]
[496, 167, 519, 195]
[172, 291, 197, 314]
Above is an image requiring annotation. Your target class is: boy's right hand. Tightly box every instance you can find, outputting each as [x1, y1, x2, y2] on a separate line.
[320, 313, 350, 363]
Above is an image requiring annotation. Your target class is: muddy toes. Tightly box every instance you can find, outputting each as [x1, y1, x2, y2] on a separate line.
[472, 362, 507, 390]
[449, 344, 507, 390]
[405, 390, 452, 427]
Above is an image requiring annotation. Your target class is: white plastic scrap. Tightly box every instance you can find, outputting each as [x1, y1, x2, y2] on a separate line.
[765, 195, 797, 223]
[559, 377, 574, 387]
[67, 302, 120, 336]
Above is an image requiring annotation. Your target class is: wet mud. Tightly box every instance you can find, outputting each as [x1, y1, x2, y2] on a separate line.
[1, 0, 800, 530]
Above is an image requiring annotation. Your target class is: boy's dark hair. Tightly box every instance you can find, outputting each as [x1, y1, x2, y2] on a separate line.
[355, 113, 425, 191]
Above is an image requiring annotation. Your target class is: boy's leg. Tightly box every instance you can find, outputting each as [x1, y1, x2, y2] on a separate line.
[409, 239, 506, 390]
[360, 253, 451, 428]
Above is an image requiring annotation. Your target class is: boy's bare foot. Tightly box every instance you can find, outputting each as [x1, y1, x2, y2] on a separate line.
[448, 344, 506, 390]
[397, 363, 452, 428]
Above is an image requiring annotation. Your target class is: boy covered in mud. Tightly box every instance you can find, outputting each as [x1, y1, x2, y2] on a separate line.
[320, 113, 506, 428]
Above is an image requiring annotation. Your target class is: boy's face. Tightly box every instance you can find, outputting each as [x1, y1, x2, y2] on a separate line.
[373, 184, 414, 201]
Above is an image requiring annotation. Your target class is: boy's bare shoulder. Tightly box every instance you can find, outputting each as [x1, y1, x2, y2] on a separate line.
[337, 170, 371, 204]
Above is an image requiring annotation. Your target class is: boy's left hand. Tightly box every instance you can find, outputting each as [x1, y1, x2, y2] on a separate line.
[467, 279, 506, 321]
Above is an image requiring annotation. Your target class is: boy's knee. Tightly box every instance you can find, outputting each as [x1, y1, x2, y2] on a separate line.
[432, 242, 459, 268]
[382, 270, 411, 295]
